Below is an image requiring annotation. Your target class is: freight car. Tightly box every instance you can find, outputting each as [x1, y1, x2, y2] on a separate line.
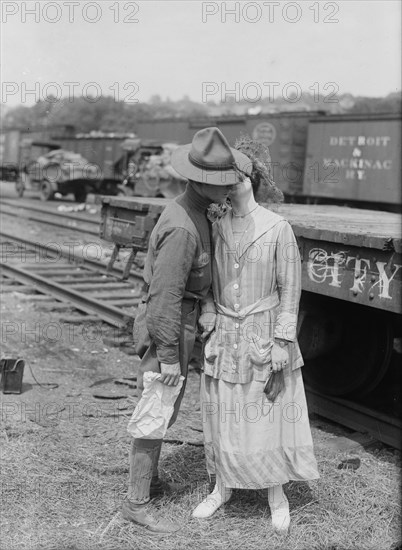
[303, 114, 400, 211]
[135, 110, 320, 197]
[98, 115, 401, 446]
[134, 112, 401, 210]
[3, 112, 400, 209]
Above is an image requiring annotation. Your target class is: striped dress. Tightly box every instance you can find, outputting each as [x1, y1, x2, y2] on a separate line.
[201, 205, 319, 489]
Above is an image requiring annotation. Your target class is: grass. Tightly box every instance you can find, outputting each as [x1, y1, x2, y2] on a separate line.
[0, 288, 401, 550]
[1, 374, 400, 550]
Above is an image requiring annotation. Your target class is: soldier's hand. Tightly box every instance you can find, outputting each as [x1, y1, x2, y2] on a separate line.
[198, 311, 217, 341]
[160, 362, 181, 386]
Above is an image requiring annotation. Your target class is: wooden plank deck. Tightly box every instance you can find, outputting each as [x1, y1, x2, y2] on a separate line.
[100, 196, 401, 252]
[270, 204, 402, 252]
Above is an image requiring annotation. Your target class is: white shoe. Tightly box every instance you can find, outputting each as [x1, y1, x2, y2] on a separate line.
[268, 486, 290, 534]
[192, 484, 232, 519]
[271, 502, 290, 533]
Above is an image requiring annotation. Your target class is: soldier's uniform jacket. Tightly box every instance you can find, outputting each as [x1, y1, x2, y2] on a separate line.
[203, 206, 304, 384]
[143, 184, 212, 365]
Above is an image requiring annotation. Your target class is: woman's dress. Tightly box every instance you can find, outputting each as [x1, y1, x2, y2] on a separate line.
[201, 206, 319, 489]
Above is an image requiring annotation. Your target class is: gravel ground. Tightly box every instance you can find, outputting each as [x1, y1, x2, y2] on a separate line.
[0, 181, 401, 550]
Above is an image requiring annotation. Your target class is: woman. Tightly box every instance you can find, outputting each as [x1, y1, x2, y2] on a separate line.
[193, 136, 319, 533]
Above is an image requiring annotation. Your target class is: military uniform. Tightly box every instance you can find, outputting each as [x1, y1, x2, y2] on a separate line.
[135, 183, 213, 423]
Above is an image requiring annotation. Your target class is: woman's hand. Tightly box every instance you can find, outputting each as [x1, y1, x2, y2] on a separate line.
[271, 342, 289, 372]
[198, 311, 217, 340]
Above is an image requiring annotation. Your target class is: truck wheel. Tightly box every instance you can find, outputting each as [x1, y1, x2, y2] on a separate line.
[15, 180, 24, 198]
[74, 189, 87, 203]
[40, 180, 55, 201]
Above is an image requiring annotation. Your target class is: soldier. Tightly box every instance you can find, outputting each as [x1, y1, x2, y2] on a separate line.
[121, 127, 252, 534]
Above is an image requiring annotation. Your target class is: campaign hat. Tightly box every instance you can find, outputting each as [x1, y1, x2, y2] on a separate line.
[171, 127, 252, 185]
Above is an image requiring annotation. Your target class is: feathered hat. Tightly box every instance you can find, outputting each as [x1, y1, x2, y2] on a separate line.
[234, 134, 284, 203]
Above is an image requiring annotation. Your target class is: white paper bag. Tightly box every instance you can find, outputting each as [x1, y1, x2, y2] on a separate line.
[127, 372, 184, 439]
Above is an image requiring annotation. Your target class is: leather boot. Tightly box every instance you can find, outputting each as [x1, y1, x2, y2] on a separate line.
[150, 477, 182, 499]
[150, 441, 166, 499]
[123, 438, 180, 534]
[127, 439, 161, 504]
[121, 499, 180, 535]
[268, 485, 290, 534]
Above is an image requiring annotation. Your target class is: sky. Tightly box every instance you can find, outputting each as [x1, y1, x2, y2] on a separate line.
[1, 0, 401, 107]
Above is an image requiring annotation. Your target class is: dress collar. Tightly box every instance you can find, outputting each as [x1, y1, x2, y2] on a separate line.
[216, 206, 284, 260]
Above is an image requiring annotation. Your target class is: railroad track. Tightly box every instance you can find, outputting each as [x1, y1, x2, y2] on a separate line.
[0, 231, 142, 328]
[0, 198, 100, 236]
[1, 210, 400, 450]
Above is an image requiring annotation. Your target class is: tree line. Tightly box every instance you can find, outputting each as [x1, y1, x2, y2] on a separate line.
[3, 91, 401, 134]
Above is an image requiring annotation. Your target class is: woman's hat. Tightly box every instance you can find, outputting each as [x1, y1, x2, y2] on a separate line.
[235, 134, 284, 203]
[171, 127, 252, 186]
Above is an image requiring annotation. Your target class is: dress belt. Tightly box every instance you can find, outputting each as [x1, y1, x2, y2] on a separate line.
[215, 291, 279, 320]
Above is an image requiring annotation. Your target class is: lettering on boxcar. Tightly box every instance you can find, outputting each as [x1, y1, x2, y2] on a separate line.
[345, 256, 371, 294]
[307, 247, 401, 300]
[371, 261, 401, 299]
[324, 134, 393, 182]
[307, 248, 347, 288]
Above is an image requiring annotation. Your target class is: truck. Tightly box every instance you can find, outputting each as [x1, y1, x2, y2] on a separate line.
[17, 141, 100, 201]
[1, 127, 187, 201]
[0, 125, 76, 183]
[55, 135, 187, 199]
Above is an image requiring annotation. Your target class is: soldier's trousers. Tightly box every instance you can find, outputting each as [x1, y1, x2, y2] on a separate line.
[127, 299, 200, 503]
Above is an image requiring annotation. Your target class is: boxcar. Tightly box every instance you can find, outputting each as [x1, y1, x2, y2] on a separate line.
[303, 114, 401, 210]
[134, 111, 324, 197]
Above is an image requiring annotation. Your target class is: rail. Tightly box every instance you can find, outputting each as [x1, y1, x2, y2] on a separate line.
[0, 232, 142, 328]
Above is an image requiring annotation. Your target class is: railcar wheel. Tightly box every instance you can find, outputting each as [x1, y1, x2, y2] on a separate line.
[40, 180, 55, 201]
[73, 189, 88, 203]
[300, 302, 394, 397]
